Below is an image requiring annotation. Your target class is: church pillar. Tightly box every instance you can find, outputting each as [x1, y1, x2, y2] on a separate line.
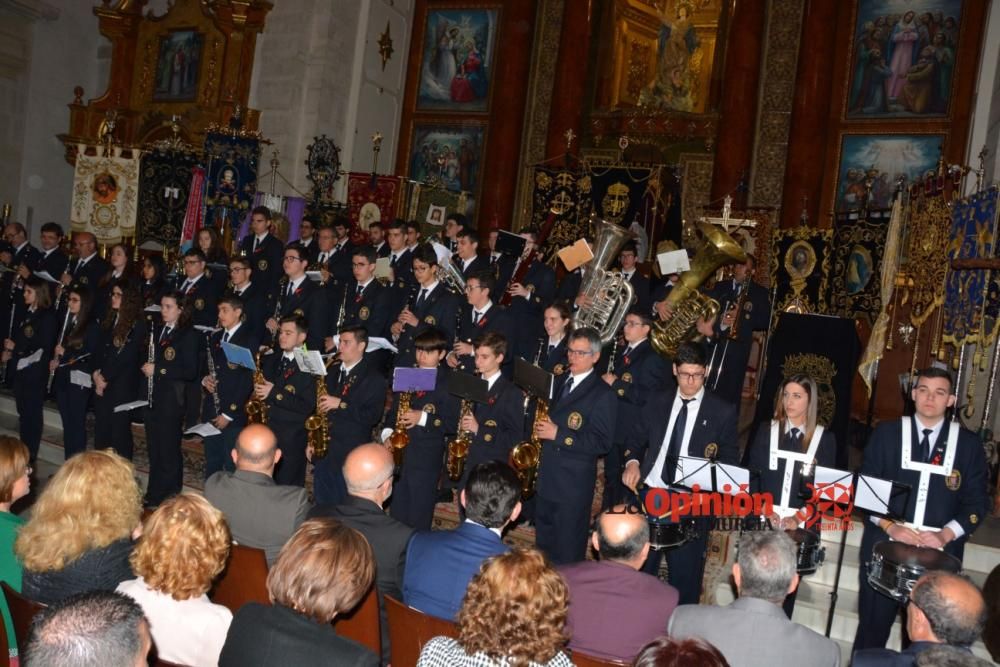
[544, 0, 594, 159]
[778, 0, 839, 228]
[709, 0, 766, 202]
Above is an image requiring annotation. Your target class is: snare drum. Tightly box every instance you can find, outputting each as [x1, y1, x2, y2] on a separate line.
[787, 528, 825, 575]
[640, 487, 697, 551]
[867, 541, 962, 603]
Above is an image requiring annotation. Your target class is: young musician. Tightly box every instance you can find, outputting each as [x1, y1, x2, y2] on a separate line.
[315, 325, 387, 506]
[502, 229, 556, 361]
[225, 256, 266, 344]
[140, 255, 169, 310]
[601, 308, 671, 508]
[453, 228, 488, 281]
[254, 315, 315, 487]
[386, 220, 414, 288]
[2, 278, 57, 463]
[540, 304, 571, 376]
[325, 218, 356, 287]
[296, 217, 319, 263]
[50, 285, 101, 460]
[200, 297, 258, 478]
[622, 341, 739, 604]
[487, 229, 516, 296]
[617, 242, 651, 316]
[853, 368, 990, 652]
[331, 247, 392, 371]
[239, 206, 284, 290]
[744, 374, 836, 617]
[458, 332, 525, 487]
[384, 328, 458, 531]
[141, 291, 199, 508]
[533, 327, 617, 565]
[443, 213, 468, 253]
[405, 220, 422, 253]
[178, 247, 221, 328]
[446, 271, 511, 375]
[391, 243, 460, 369]
[264, 243, 327, 352]
[95, 244, 134, 317]
[92, 282, 145, 460]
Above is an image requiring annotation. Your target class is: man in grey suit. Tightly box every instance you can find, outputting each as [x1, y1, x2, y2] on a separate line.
[204, 424, 311, 566]
[668, 530, 841, 667]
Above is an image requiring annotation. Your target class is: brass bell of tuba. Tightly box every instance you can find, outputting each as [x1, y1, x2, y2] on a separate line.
[574, 218, 635, 344]
[650, 220, 747, 358]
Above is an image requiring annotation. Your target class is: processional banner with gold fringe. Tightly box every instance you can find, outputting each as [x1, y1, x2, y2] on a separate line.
[70, 145, 142, 245]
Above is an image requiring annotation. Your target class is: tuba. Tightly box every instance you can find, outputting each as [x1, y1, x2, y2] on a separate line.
[650, 221, 747, 358]
[574, 218, 635, 344]
[436, 253, 467, 295]
[510, 397, 546, 498]
[246, 351, 269, 425]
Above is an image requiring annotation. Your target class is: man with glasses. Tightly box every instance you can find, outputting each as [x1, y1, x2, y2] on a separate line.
[329, 247, 392, 368]
[61, 231, 109, 292]
[178, 248, 221, 328]
[225, 256, 266, 342]
[239, 206, 283, 290]
[622, 341, 739, 604]
[533, 327, 618, 565]
[601, 308, 671, 508]
[446, 271, 511, 375]
[390, 243, 460, 369]
[264, 243, 327, 351]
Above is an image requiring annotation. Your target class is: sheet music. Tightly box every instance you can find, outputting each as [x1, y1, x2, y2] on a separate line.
[16, 349, 42, 371]
[114, 400, 148, 413]
[69, 370, 93, 388]
[854, 475, 894, 514]
[185, 422, 222, 438]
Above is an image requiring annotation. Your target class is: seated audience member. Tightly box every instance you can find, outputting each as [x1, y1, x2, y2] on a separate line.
[23, 590, 152, 667]
[16, 450, 141, 605]
[914, 644, 994, 667]
[417, 548, 572, 667]
[116, 494, 232, 667]
[632, 636, 730, 667]
[219, 518, 379, 667]
[403, 461, 521, 621]
[854, 571, 987, 667]
[205, 424, 311, 565]
[560, 507, 679, 662]
[310, 442, 413, 663]
[0, 436, 30, 663]
[669, 530, 841, 667]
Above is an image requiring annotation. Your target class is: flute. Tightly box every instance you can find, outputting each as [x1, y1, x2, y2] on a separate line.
[47, 309, 72, 393]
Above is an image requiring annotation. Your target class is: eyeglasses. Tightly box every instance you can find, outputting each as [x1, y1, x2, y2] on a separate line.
[677, 372, 706, 381]
[566, 348, 594, 357]
[465, 285, 483, 292]
[283, 256, 305, 263]
[623, 321, 645, 328]
[183, 259, 202, 265]
[229, 267, 248, 273]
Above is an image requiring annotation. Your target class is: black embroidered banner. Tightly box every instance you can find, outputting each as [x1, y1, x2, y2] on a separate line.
[137, 148, 199, 246]
[829, 208, 891, 325]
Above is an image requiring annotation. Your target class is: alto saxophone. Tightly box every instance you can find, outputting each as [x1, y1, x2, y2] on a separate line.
[386, 391, 412, 466]
[245, 351, 268, 425]
[305, 355, 337, 460]
[510, 397, 546, 498]
[446, 399, 473, 481]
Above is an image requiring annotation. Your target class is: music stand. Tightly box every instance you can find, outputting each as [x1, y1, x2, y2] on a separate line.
[392, 367, 437, 393]
[495, 230, 527, 258]
[513, 357, 554, 401]
[446, 370, 489, 404]
[674, 456, 752, 494]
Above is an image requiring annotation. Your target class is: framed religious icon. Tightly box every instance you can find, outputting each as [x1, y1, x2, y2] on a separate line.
[407, 121, 486, 214]
[834, 133, 945, 212]
[416, 7, 500, 113]
[845, 0, 963, 119]
[153, 30, 204, 102]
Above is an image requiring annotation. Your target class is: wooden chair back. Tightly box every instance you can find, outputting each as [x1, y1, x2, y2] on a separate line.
[1, 582, 45, 650]
[333, 585, 381, 658]
[571, 651, 630, 667]
[384, 595, 458, 666]
[209, 544, 270, 614]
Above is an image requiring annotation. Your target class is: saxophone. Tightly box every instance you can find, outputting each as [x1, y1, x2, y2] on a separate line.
[446, 399, 473, 481]
[305, 355, 337, 460]
[386, 391, 412, 466]
[510, 397, 546, 498]
[245, 351, 268, 425]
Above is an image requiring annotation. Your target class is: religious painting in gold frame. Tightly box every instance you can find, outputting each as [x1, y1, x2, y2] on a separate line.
[594, 0, 725, 113]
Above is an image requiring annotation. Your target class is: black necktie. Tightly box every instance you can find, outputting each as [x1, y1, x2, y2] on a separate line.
[920, 428, 933, 462]
[391, 255, 398, 268]
[548, 344, 555, 356]
[663, 398, 693, 485]
[222, 331, 230, 343]
[790, 427, 802, 447]
[159, 327, 171, 343]
[339, 368, 347, 386]
[356, 284, 364, 297]
[286, 282, 294, 299]
[416, 288, 428, 309]
[181, 280, 191, 293]
[253, 238, 260, 252]
[472, 311, 481, 325]
[558, 376, 574, 403]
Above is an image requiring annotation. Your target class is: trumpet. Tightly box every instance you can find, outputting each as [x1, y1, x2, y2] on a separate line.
[446, 399, 473, 481]
[511, 397, 546, 498]
[246, 351, 268, 425]
[386, 391, 413, 466]
[305, 355, 338, 460]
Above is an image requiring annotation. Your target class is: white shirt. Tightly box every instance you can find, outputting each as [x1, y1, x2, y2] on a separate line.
[77, 252, 97, 267]
[234, 281, 252, 295]
[286, 275, 306, 294]
[300, 237, 313, 248]
[342, 359, 362, 375]
[182, 273, 204, 292]
[117, 577, 231, 667]
[645, 387, 706, 488]
[461, 256, 475, 271]
[464, 518, 502, 538]
[254, 232, 269, 244]
[564, 368, 594, 394]
[473, 301, 493, 322]
[418, 280, 440, 297]
[14, 241, 27, 254]
[483, 370, 502, 392]
[357, 278, 374, 293]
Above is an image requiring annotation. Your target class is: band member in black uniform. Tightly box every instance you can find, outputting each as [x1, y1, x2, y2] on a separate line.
[50, 285, 101, 460]
[36, 222, 70, 279]
[443, 213, 469, 253]
[141, 291, 199, 507]
[61, 232, 110, 294]
[140, 255, 169, 310]
[532, 327, 617, 565]
[853, 368, 990, 652]
[325, 218, 356, 287]
[502, 229, 556, 361]
[384, 328, 458, 530]
[314, 325, 387, 506]
[201, 296, 257, 478]
[296, 217, 319, 263]
[369, 221, 390, 258]
[225, 256, 267, 345]
[177, 248, 222, 428]
[95, 243, 135, 314]
[253, 315, 314, 487]
[405, 220, 422, 253]
[446, 271, 512, 375]
[601, 309, 671, 508]
[92, 283, 145, 460]
[196, 227, 230, 293]
[617, 242, 652, 316]
[458, 332, 525, 486]
[333, 246, 393, 366]
[744, 374, 836, 618]
[487, 229, 516, 297]
[622, 341, 739, 604]
[540, 303, 571, 376]
[702, 255, 770, 405]
[453, 228, 488, 281]
[2, 223, 42, 334]
[264, 243, 327, 352]
[386, 220, 415, 287]
[239, 206, 284, 291]
[2, 278, 57, 463]
[391, 243, 460, 369]
[554, 266, 583, 311]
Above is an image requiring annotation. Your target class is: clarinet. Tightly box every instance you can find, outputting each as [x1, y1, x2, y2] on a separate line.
[147, 328, 156, 408]
[607, 333, 620, 376]
[205, 331, 221, 417]
[47, 309, 72, 393]
[454, 302, 468, 371]
[270, 277, 288, 348]
[0, 303, 15, 384]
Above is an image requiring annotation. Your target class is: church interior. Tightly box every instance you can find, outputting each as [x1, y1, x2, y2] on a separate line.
[1, 0, 1000, 665]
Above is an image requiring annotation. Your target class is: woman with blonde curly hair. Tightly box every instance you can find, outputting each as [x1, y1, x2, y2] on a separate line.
[15, 449, 141, 605]
[117, 493, 232, 667]
[418, 548, 573, 667]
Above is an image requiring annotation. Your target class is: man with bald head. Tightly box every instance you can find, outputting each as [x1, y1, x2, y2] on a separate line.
[204, 424, 311, 565]
[853, 571, 988, 667]
[309, 442, 413, 663]
[558, 507, 680, 662]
